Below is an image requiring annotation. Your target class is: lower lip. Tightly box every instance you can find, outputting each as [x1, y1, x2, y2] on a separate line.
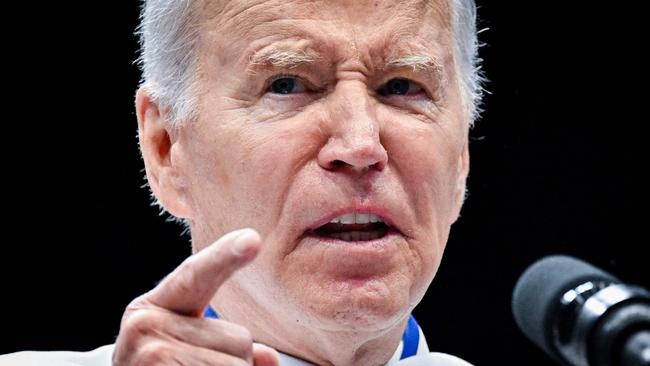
[298, 229, 402, 280]
[301, 228, 402, 249]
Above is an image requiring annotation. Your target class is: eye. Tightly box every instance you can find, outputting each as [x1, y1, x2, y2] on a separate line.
[378, 78, 423, 96]
[269, 76, 306, 95]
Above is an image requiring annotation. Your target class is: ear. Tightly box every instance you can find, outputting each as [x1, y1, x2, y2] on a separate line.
[450, 139, 470, 224]
[135, 87, 192, 219]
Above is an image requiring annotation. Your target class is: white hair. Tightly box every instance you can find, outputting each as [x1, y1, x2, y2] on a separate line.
[450, 0, 486, 124]
[136, 0, 485, 127]
[136, 0, 201, 129]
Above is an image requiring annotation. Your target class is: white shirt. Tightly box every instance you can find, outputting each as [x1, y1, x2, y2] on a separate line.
[0, 324, 472, 366]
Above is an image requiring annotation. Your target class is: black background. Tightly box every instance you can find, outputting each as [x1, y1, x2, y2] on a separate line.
[2, 1, 648, 365]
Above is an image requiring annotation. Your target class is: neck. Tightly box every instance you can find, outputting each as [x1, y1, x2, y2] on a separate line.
[253, 313, 409, 366]
[214, 297, 410, 366]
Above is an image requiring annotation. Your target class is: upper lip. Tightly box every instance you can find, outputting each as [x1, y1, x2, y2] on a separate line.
[306, 206, 400, 233]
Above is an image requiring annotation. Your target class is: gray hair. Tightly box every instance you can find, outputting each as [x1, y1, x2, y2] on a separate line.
[136, 0, 485, 127]
[136, 0, 201, 129]
[451, 0, 486, 123]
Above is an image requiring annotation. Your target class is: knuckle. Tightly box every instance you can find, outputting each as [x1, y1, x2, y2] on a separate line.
[122, 309, 165, 340]
[225, 323, 254, 357]
[174, 259, 202, 294]
[123, 295, 147, 319]
[138, 341, 174, 365]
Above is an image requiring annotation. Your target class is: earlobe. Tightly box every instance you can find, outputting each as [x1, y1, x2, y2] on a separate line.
[135, 88, 193, 219]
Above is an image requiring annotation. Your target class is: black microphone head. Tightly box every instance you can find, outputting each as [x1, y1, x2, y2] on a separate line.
[512, 255, 619, 361]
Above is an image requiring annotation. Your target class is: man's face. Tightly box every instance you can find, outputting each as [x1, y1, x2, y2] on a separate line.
[172, 0, 468, 332]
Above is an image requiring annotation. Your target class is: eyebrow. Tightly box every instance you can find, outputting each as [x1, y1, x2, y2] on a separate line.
[248, 48, 321, 70]
[245, 45, 447, 88]
[386, 54, 444, 74]
[249, 49, 443, 71]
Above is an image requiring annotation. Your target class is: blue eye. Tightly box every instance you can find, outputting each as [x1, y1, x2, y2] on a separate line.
[269, 76, 306, 95]
[379, 78, 422, 96]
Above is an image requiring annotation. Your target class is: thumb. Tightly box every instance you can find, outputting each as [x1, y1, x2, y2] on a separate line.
[253, 343, 280, 366]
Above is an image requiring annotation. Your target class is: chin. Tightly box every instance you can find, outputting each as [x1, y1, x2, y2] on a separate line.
[301, 274, 412, 331]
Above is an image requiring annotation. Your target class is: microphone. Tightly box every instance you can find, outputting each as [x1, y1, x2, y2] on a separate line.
[512, 255, 650, 366]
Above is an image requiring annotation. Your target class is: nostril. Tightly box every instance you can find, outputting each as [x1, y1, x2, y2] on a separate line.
[370, 161, 385, 171]
[330, 159, 346, 169]
[327, 159, 385, 172]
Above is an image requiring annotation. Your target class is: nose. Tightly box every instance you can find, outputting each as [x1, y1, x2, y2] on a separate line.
[317, 82, 388, 173]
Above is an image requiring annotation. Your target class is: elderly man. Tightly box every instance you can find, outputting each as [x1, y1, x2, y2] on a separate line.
[1, 0, 483, 365]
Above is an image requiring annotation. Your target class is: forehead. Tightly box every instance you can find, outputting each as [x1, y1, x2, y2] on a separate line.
[199, 0, 453, 66]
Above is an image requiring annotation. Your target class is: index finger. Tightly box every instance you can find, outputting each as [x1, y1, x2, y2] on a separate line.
[144, 228, 261, 316]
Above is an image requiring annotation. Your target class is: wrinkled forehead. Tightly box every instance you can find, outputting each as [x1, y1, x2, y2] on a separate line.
[202, 0, 451, 29]
[197, 0, 453, 67]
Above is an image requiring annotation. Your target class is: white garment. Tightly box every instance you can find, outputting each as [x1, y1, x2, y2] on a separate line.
[0, 345, 115, 366]
[0, 326, 472, 366]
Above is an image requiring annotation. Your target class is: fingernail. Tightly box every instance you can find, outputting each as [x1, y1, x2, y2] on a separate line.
[231, 228, 259, 257]
[265, 345, 279, 360]
[254, 343, 280, 365]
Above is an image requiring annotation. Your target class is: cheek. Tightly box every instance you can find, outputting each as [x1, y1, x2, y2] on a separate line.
[236, 123, 323, 222]
[386, 124, 461, 224]
[380, 117, 463, 288]
[189, 112, 324, 236]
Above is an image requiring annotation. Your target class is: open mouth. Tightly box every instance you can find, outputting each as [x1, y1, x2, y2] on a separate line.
[310, 213, 391, 242]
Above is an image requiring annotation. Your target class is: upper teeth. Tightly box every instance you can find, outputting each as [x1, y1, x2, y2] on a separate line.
[329, 213, 383, 224]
